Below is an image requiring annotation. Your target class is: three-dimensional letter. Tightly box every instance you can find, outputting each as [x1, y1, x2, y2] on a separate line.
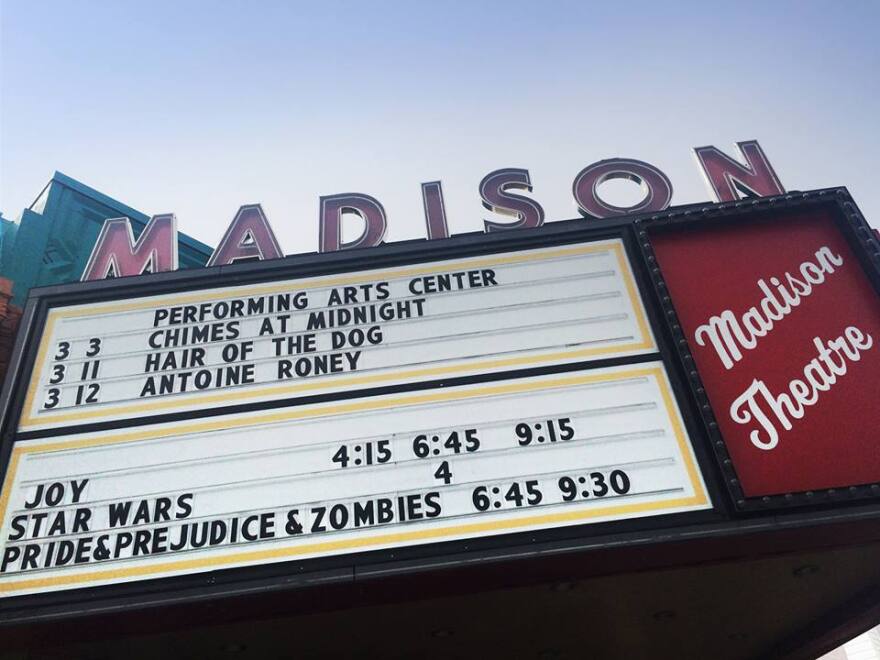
[82, 214, 177, 281]
[573, 159, 673, 219]
[319, 194, 387, 252]
[694, 140, 784, 201]
[421, 181, 449, 240]
[479, 168, 545, 232]
[207, 204, 283, 266]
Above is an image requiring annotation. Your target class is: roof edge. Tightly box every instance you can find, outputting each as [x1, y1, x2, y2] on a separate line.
[50, 171, 212, 256]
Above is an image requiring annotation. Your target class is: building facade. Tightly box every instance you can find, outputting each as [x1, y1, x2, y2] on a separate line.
[0, 182, 879, 660]
[0, 172, 213, 383]
[0, 171, 211, 307]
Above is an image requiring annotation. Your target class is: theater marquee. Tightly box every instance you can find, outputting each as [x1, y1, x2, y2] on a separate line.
[645, 203, 880, 505]
[17, 239, 654, 432]
[0, 364, 706, 597]
[0, 187, 878, 612]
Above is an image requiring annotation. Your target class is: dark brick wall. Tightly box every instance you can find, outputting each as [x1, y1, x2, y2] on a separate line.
[0, 278, 22, 384]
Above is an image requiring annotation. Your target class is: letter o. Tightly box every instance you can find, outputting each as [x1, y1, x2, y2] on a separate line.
[572, 158, 673, 219]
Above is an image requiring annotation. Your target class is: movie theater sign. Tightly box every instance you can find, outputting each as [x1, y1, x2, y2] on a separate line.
[16, 239, 655, 431]
[644, 203, 880, 503]
[0, 185, 877, 611]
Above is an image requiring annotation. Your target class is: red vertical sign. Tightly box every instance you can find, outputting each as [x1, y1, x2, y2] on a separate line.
[650, 208, 880, 497]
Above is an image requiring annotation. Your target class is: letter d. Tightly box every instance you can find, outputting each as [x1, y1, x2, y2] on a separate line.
[319, 193, 387, 252]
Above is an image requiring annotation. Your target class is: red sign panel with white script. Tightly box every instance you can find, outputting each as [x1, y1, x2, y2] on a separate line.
[650, 208, 880, 497]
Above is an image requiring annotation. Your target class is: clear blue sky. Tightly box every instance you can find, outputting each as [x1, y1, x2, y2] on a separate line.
[2, 0, 879, 252]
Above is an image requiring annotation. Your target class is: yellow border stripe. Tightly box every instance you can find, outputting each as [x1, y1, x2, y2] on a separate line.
[0, 366, 707, 595]
[22, 368, 659, 454]
[22, 342, 648, 426]
[658, 368, 706, 502]
[0, 448, 21, 553]
[5, 368, 658, 528]
[20, 242, 654, 429]
[62, 244, 608, 317]
[0, 496, 702, 593]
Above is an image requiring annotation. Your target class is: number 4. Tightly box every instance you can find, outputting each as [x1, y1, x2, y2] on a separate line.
[434, 460, 452, 485]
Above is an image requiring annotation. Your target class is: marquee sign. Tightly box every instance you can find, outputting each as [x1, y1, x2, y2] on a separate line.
[80, 140, 785, 279]
[645, 201, 880, 504]
[19, 239, 654, 432]
[0, 364, 706, 597]
[0, 186, 878, 613]
[0, 219, 716, 600]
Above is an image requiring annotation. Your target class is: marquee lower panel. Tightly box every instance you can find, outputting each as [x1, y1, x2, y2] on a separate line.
[0, 361, 708, 597]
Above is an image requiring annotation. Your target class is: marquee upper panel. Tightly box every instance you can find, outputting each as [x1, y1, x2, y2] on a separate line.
[18, 239, 655, 432]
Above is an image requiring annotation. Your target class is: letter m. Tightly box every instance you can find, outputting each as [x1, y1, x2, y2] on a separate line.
[694, 310, 751, 370]
[82, 214, 178, 281]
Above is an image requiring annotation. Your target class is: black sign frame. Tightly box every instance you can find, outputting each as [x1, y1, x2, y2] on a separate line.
[635, 188, 880, 512]
[0, 188, 876, 623]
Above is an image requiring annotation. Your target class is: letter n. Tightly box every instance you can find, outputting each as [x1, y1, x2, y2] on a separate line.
[694, 140, 784, 202]
[82, 214, 177, 281]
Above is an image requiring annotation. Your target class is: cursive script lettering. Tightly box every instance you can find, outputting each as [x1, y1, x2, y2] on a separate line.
[695, 246, 843, 369]
[729, 326, 873, 449]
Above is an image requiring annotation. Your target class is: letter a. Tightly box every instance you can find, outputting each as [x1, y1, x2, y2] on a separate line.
[206, 204, 283, 266]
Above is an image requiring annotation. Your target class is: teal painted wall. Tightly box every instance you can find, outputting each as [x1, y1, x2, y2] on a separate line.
[0, 172, 211, 305]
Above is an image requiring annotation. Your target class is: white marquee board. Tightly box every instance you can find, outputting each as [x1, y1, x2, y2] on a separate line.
[0, 363, 708, 597]
[18, 240, 655, 431]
